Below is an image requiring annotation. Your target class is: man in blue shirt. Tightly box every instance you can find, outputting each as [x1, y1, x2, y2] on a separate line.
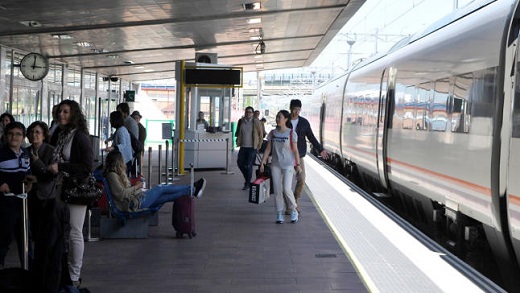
[0, 122, 31, 267]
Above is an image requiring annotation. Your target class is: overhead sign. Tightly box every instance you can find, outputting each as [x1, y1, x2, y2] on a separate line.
[184, 65, 242, 87]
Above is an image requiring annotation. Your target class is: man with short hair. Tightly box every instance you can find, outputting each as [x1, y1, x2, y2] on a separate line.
[131, 111, 147, 175]
[0, 122, 31, 267]
[236, 106, 264, 190]
[117, 103, 139, 177]
[289, 99, 328, 213]
[117, 102, 139, 140]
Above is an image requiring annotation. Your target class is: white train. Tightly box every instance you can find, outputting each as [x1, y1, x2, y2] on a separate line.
[309, 0, 520, 289]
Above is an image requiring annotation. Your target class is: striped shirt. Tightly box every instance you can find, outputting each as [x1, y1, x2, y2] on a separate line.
[0, 145, 31, 195]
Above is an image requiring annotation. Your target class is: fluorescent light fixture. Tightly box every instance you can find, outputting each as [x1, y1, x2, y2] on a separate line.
[134, 66, 145, 69]
[246, 18, 261, 24]
[249, 36, 261, 41]
[144, 69, 154, 72]
[123, 60, 134, 64]
[106, 54, 119, 59]
[75, 42, 92, 47]
[52, 34, 73, 40]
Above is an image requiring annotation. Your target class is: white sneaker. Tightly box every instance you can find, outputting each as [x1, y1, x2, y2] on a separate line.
[290, 210, 299, 223]
[276, 213, 284, 224]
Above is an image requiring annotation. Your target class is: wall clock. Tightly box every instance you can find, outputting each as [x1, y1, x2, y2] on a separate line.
[19, 53, 49, 81]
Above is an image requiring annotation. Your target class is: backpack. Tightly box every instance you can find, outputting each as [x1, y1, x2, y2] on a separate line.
[129, 131, 143, 154]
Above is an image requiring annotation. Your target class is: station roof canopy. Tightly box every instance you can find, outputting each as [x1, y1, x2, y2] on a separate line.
[0, 0, 365, 82]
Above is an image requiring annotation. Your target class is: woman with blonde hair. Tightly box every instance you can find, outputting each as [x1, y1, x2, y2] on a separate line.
[103, 150, 206, 212]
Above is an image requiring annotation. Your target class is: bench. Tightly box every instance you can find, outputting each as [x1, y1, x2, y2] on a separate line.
[100, 177, 160, 239]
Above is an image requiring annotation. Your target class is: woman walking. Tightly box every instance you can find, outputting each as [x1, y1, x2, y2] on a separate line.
[260, 110, 301, 224]
[48, 100, 93, 288]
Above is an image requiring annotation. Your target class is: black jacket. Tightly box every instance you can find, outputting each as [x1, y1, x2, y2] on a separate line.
[294, 116, 324, 158]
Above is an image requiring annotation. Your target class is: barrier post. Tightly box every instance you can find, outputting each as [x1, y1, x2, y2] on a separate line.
[157, 144, 162, 186]
[164, 140, 170, 183]
[221, 137, 234, 175]
[171, 138, 180, 181]
[147, 147, 152, 187]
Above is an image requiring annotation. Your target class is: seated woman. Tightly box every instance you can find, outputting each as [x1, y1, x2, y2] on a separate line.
[102, 150, 206, 212]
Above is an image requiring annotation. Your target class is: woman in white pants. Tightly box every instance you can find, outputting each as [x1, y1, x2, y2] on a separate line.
[48, 100, 94, 288]
[260, 110, 301, 224]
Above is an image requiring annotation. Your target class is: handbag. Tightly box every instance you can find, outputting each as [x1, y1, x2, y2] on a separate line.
[62, 172, 103, 205]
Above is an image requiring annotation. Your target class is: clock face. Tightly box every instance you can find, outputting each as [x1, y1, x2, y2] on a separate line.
[20, 53, 49, 81]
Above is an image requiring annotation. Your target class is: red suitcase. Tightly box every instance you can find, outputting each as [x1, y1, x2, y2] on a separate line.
[171, 164, 196, 238]
[172, 195, 196, 238]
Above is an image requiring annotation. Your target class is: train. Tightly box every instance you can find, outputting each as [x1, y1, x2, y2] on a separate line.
[307, 0, 520, 289]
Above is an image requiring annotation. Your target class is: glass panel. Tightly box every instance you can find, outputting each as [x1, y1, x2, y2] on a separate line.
[431, 79, 449, 132]
[416, 82, 431, 131]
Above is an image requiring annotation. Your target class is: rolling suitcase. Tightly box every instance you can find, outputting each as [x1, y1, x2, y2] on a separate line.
[171, 164, 196, 238]
[0, 185, 35, 293]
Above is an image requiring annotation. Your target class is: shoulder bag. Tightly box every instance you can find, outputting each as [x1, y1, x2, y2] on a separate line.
[62, 172, 103, 205]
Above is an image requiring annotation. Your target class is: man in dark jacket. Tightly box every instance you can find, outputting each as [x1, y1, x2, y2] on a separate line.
[289, 99, 328, 213]
[131, 110, 147, 175]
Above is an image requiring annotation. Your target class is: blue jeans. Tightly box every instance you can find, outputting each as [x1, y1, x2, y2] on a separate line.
[141, 184, 191, 209]
[237, 147, 257, 184]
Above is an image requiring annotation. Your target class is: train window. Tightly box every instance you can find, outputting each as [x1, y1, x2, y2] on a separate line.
[416, 82, 431, 131]
[451, 75, 471, 133]
[431, 79, 449, 132]
[397, 84, 415, 130]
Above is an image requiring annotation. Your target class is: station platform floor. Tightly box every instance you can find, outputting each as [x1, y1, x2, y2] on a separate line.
[79, 156, 368, 293]
[4, 150, 498, 292]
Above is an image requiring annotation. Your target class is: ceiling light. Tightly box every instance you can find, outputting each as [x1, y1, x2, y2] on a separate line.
[246, 18, 261, 24]
[75, 42, 92, 47]
[52, 34, 73, 40]
[144, 69, 154, 72]
[106, 54, 119, 59]
[134, 66, 145, 69]
[249, 36, 261, 41]
[91, 48, 108, 53]
[243, 2, 261, 10]
[123, 60, 134, 65]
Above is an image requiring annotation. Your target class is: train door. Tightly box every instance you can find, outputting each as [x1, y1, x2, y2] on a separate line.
[505, 17, 520, 272]
[375, 67, 396, 190]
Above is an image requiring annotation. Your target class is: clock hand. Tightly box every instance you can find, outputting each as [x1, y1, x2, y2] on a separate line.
[32, 55, 36, 69]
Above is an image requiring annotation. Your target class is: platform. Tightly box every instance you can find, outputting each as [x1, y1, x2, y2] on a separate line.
[78, 156, 368, 292]
[3, 151, 499, 292]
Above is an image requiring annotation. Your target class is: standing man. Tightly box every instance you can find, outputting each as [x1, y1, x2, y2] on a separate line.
[289, 99, 328, 212]
[0, 122, 31, 268]
[117, 102, 139, 176]
[131, 110, 147, 175]
[116, 102, 139, 140]
[236, 106, 264, 190]
[254, 110, 267, 138]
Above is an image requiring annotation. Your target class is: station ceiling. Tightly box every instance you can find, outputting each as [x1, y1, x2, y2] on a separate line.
[0, 0, 365, 82]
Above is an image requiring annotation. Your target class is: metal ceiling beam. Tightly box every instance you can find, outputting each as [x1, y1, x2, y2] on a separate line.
[49, 34, 323, 59]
